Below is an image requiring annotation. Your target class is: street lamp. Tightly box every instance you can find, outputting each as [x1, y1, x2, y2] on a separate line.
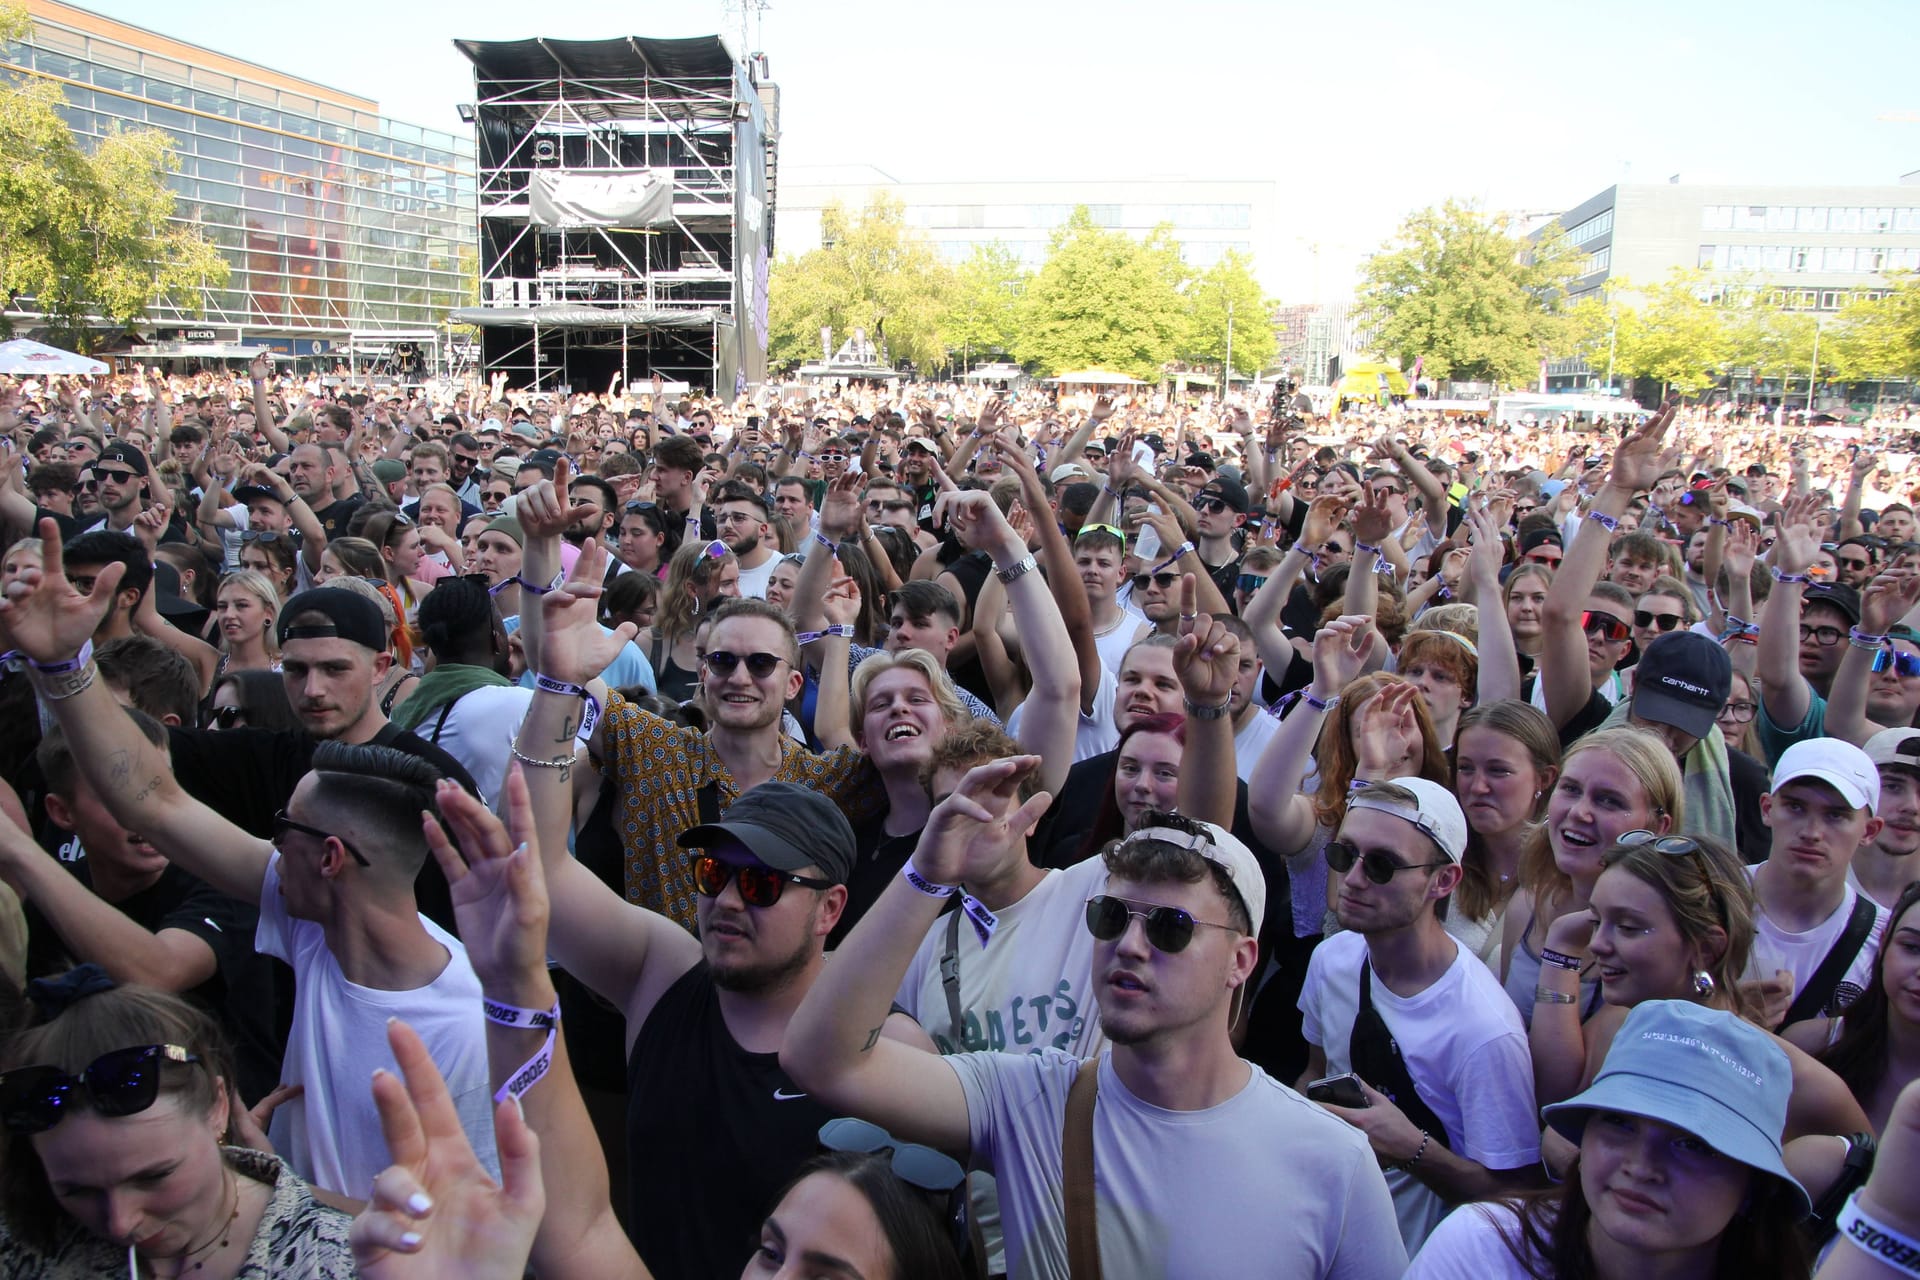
[1807, 316, 1823, 413]
[1225, 298, 1234, 395]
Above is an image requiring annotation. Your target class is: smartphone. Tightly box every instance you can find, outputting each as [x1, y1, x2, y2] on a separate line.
[1306, 1073, 1370, 1109]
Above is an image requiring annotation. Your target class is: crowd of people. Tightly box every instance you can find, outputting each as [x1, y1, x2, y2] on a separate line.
[0, 359, 1917, 1278]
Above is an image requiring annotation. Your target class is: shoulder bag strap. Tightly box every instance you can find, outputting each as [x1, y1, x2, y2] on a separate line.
[1348, 961, 1454, 1151]
[940, 907, 964, 1049]
[1782, 893, 1880, 1027]
[1063, 1059, 1101, 1280]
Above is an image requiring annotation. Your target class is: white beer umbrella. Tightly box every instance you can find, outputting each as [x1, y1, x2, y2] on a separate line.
[0, 339, 110, 376]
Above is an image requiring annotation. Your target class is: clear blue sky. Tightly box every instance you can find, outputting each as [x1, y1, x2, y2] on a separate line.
[77, 0, 1920, 300]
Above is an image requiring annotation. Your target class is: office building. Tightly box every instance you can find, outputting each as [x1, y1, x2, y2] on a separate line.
[2, 0, 476, 363]
[1542, 179, 1920, 391]
[779, 167, 1280, 282]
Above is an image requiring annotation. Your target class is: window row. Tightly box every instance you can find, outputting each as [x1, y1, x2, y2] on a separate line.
[1697, 243, 1920, 273]
[1562, 210, 1612, 247]
[1764, 288, 1893, 311]
[1701, 204, 1920, 233]
[905, 202, 1253, 232]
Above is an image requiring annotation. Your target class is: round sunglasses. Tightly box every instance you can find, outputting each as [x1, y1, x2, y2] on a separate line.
[1325, 839, 1449, 885]
[1083, 893, 1238, 953]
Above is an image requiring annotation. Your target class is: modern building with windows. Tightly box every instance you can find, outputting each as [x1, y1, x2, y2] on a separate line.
[778, 167, 1279, 281]
[1540, 179, 1920, 391]
[2, 0, 476, 363]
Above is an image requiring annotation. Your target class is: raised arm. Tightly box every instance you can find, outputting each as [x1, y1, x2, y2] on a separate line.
[250, 354, 291, 455]
[791, 471, 861, 647]
[1171, 580, 1239, 829]
[1757, 493, 1821, 734]
[1837, 450, 1874, 540]
[1051, 395, 1112, 469]
[0, 522, 270, 904]
[1377, 435, 1448, 537]
[1345, 499, 1393, 620]
[1247, 616, 1378, 855]
[1825, 570, 1920, 746]
[995, 441, 1097, 711]
[1717, 519, 1761, 678]
[1464, 506, 1520, 704]
[783, 758, 1049, 1157]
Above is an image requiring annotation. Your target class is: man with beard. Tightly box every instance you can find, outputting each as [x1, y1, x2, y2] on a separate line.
[81, 441, 152, 536]
[507, 537, 931, 1279]
[709, 481, 778, 597]
[1298, 779, 1540, 1253]
[1857, 728, 1920, 910]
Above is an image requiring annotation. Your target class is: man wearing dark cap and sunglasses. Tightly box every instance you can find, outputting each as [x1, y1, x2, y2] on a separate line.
[1299, 778, 1540, 1253]
[786, 756, 1405, 1278]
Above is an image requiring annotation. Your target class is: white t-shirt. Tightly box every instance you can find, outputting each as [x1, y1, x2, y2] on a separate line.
[1091, 611, 1150, 676]
[734, 551, 777, 600]
[949, 1048, 1406, 1280]
[257, 854, 498, 1197]
[1404, 1201, 1541, 1279]
[1298, 929, 1541, 1253]
[1008, 665, 1118, 762]
[414, 684, 536, 807]
[897, 856, 1109, 1277]
[1232, 704, 1282, 784]
[1744, 864, 1891, 1015]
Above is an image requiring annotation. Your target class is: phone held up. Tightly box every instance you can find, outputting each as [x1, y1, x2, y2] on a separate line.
[1305, 1072, 1370, 1109]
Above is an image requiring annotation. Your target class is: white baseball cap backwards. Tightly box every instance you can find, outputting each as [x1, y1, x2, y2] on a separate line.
[1345, 777, 1469, 863]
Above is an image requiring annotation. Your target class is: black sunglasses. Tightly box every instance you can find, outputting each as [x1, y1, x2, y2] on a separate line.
[1194, 496, 1232, 514]
[689, 852, 832, 908]
[210, 705, 247, 729]
[272, 809, 371, 866]
[0, 1044, 199, 1135]
[1131, 571, 1179, 592]
[1084, 893, 1236, 953]
[1326, 839, 1449, 885]
[1634, 609, 1685, 632]
[701, 649, 786, 679]
[818, 1117, 973, 1268]
[1615, 829, 1700, 858]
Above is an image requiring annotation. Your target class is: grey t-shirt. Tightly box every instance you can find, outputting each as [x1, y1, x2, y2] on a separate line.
[948, 1048, 1408, 1280]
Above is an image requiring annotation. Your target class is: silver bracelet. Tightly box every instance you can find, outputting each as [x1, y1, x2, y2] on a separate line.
[510, 744, 573, 770]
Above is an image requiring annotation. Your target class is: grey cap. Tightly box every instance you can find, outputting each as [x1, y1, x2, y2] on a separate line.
[677, 781, 855, 884]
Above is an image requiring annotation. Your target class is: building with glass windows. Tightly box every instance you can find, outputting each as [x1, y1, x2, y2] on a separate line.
[2, 0, 476, 364]
[778, 167, 1278, 281]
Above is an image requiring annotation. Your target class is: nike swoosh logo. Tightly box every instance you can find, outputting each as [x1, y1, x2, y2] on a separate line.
[203, 918, 222, 933]
[772, 1088, 807, 1101]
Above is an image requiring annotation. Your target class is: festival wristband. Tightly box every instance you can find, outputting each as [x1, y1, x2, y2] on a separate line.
[25, 640, 91, 675]
[1769, 566, 1811, 585]
[533, 673, 600, 740]
[1836, 1191, 1920, 1278]
[514, 569, 565, 597]
[1850, 627, 1890, 651]
[1584, 509, 1620, 533]
[813, 530, 838, 553]
[1541, 948, 1586, 971]
[795, 625, 856, 644]
[1353, 540, 1381, 558]
[901, 863, 999, 947]
[482, 979, 560, 1104]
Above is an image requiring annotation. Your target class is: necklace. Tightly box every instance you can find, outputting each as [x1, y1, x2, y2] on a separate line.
[149, 1169, 239, 1278]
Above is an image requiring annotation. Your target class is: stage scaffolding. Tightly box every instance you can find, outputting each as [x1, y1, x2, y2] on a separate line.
[451, 36, 776, 395]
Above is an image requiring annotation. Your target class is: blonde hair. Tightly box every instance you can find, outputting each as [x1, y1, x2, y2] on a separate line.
[849, 648, 966, 743]
[1310, 672, 1450, 831]
[1398, 628, 1479, 699]
[1521, 727, 1684, 905]
[216, 569, 284, 658]
[658, 538, 738, 643]
[1417, 602, 1480, 640]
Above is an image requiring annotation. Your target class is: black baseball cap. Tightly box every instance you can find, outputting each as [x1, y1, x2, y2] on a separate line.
[1198, 477, 1249, 513]
[1631, 631, 1733, 741]
[1805, 582, 1861, 626]
[276, 587, 389, 653]
[677, 780, 855, 884]
[96, 442, 149, 476]
[231, 484, 287, 508]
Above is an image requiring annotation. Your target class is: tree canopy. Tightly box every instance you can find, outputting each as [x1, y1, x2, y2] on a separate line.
[1182, 249, 1275, 377]
[1360, 200, 1582, 387]
[940, 241, 1026, 362]
[1011, 208, 1190, 381]
[767, 194, 954, 370]
[0, 8, 228, 352]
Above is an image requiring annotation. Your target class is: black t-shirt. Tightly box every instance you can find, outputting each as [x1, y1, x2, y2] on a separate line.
[33, 506, 87, 542]
[1728, 747, 1771, 865]
[625, 963, 834, 1280]
[164, 722, 479, 933]
[1199, 544, 1244, 612]
[23, 861, 283, 1102]
[833, 813, 920, 948]
[312, 495, 365, 542]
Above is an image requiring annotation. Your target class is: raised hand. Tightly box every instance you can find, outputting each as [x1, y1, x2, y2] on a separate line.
[1861, 567, 1920, 635]
[936, 488, 1020, 560]
[1171, 575, 1239, 705]
[1299, 494, 1353, 551]
[0, 520, 117, 663]
[1350, 501, 1393, 548]
[350, 1020, 544, 1280]
[1464, 506, 1504, 588]
[821, 570, 861, 629]
[1310, 615, 1378, 699]
[1610, 402, 1677, 492]
[1352, 679, 1422, 776]
[1770, 492, 1822, 575]
[423, 767, 547, 989]
[519, 538, 633, 684]
[910, 755, 1052, 888]
[818, 470, 863, 540]
[514, 456, 594, 542]
[1088, 394, 1116, 424]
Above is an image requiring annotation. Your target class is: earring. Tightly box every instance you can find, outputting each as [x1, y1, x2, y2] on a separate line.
[1692, 970, 1715, 997]
[691, 598, 700, 618]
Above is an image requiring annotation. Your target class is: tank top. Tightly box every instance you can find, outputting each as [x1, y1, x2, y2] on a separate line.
[649, 632, 703, 703]
[624, 964, 833, 1280]
[1502, 911, 1603, 1028]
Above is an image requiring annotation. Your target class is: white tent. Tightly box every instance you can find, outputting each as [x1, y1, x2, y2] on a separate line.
[0, 339, 109, 376]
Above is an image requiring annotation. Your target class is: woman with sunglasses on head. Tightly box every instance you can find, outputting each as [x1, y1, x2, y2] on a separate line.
[212, 569, 281, 675]
[1527, 830, 1868, 1154]
[313, 535, 383, 586]
[1405, 1000, 1814, 1280]
[614, 501, 669, 580]
[636, 538, 740, 702]
[208, 668, 301, 734]
[1500, 728, 1683, 1029]
[359, 510, 436, 621]
[0, 974, 355, 1277]
[1450, 701, 1562, 968]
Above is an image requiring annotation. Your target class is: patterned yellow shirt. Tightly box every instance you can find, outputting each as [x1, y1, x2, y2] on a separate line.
[602, 691, 883, 930]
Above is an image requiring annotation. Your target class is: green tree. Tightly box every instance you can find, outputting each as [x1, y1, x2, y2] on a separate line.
[1360, 200, 1582, 387]
[1829, 277, 1920, 381]
[1604, 271, 1736, 396]
[1183, 249, 1275, 377]
[1014, 207, 1186, 381]
[0, 14, 229, 352]
[766, 194, 952, 371]
[1720, 284, 1818, 389]
[940, 241, 1026, 365]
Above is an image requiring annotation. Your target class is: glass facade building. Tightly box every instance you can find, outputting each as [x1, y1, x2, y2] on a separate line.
[2, 1, 476, 349]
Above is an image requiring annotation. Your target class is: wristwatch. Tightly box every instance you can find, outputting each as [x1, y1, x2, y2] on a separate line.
[1184, 697, 1232, 721]
[994, 553, 1038, 585]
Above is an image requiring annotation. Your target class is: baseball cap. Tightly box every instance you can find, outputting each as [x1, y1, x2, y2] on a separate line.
[1630, 631, 1732, 741]
[371, 459, 406, 485]
[1127, 816, 1266, 934]
[1864, 726, 1920, 775]
[479, 417, 505, 435]
[230, 484, 286, 508]
[510, 421, 541, 440]
[1345, 778, 1468, 864]
[277, 587, 389, 653]
[677, 780, 856, 885]
[1197, 477, 1249, 513]
[1538, 479, 1567, 501]
[902, 436, 938, 454]
[96, 442, 149, 476]
[1773, 736, 1880, 812]
[1542, 1000, 1810, 1217]
[1049, 461, 1094, 484]
[1519, 527, 1564, 557]
[1804, 582, 1861, 626]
